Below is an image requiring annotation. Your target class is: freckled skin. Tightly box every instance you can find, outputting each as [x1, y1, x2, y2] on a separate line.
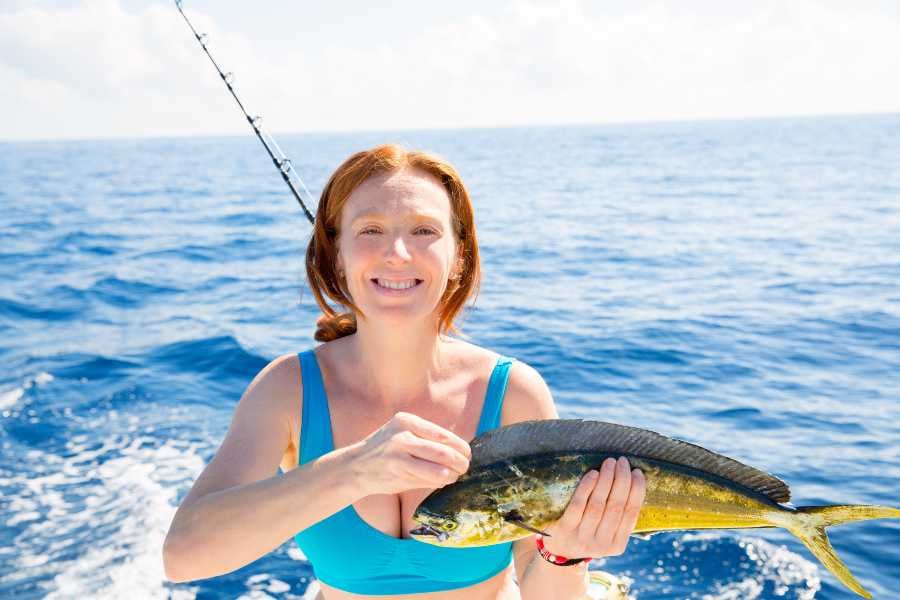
[412, 452, 788, 547]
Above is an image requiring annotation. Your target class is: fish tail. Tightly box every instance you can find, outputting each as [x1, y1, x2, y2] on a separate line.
[797, 504, 900, 527]
[788, 504, 900, 599]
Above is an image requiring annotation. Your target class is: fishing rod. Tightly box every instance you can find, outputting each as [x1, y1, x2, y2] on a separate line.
[174, 0, 316, 225]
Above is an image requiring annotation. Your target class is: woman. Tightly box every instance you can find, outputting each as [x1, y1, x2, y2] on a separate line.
[163, 144, 646, 599]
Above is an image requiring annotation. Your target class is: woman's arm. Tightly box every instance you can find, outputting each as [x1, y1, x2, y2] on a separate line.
[163, 354, 472, 583]
[163, 354, 363, 582]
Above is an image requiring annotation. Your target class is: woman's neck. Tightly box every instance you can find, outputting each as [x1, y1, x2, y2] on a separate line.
[344, 317, 449, 408]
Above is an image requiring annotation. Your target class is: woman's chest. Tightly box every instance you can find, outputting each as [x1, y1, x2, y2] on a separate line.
[330, 383, 485, 539]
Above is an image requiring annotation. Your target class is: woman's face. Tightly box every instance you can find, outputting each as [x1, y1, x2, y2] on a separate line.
[336, 167, 459, 328]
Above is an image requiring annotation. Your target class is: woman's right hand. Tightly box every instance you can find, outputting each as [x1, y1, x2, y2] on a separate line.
[346, 411, 472, 496]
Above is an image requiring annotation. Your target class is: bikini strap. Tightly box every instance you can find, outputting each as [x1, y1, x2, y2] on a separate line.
[297, 349, 334, 464]
[476, 356, 515, 435]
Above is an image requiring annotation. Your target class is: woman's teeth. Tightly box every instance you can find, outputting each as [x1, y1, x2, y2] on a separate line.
[374, 278, 420, 290]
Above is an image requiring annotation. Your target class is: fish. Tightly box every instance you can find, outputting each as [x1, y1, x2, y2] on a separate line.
[409, 419, 900, 599]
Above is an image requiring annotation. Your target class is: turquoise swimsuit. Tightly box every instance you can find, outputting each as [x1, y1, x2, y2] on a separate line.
[293, 349, 515, 595]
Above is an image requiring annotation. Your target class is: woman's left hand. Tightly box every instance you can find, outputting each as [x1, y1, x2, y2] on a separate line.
[540, 456, 646, 561]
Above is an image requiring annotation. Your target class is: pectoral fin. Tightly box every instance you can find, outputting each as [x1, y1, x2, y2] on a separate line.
[500, 509, 551, 537]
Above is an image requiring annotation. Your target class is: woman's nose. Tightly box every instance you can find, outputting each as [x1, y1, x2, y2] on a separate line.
[385, 234, 412, 261]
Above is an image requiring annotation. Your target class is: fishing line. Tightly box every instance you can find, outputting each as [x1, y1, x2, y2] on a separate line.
[174, 0, 316, 225]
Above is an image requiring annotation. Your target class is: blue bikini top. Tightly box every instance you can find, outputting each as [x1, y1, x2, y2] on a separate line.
[292, 349, 515, 595]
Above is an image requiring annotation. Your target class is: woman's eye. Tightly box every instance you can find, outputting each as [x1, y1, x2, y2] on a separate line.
[359, 227, 436, 235]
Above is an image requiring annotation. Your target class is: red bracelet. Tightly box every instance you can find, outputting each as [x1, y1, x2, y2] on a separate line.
[535, 534, 590, 566]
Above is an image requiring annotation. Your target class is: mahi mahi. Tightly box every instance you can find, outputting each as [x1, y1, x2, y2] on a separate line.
[409, 419, 899, 599]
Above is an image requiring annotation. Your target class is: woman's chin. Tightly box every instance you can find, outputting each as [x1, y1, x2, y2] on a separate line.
[357, 301, 440, 327]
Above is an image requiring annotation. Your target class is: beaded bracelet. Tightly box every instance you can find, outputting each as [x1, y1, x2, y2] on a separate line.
[535, 534, 590, 566]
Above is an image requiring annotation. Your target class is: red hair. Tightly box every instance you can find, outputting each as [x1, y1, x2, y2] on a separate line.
[305, 144, 481, 342]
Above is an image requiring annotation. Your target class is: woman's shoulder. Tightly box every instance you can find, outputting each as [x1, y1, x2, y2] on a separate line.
[249, 352, 302, 393]
[248, 352, 303, 437]
[502, 360, 558, 425]
[446, 339, 558, 424]
[247, 353, 302, 419]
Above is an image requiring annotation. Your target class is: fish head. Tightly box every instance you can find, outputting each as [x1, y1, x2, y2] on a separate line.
[410, 482, 505, 547]
[410, 504, 505, 547]
[409, 505, 465, 544]
[410, 481, 467, 545]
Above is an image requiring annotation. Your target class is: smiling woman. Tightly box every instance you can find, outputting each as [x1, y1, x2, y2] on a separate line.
[162, 143, 646, 600]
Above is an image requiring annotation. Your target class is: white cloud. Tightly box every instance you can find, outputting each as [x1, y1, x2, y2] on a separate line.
[1, 0, 252, 139]
[2, 0, 899, 141]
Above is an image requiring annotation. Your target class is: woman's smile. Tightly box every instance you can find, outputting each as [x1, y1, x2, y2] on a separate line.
[371, 277, 424, 295]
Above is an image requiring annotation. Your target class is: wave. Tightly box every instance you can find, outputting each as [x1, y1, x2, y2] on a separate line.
[0, 372, 53, 411]
[145, 335, 269, 381]
[0, 431, 207, 599]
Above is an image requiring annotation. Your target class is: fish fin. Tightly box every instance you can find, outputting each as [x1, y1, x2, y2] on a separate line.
[788, 504, 900, 599]
[787, 523, 870, 598]
[588, 570, 630, 599]
[470, 419, 791, 503]
[501, 510, 551, 537]
[796, 504, 900, 526]
[506, 519, 550, 537]
[631, 530, 662, 540]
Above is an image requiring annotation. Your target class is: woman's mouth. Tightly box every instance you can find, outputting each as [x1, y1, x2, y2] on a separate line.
[371, 278, 423, 294]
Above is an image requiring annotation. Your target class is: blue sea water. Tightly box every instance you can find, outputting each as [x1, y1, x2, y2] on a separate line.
[1, 114, 899, 599]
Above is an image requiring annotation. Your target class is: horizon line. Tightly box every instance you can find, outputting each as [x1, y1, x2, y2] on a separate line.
[2, 109, 898, 146]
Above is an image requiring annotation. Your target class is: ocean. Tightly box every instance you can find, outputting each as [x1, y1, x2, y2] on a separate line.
[1, 114, 899, 598]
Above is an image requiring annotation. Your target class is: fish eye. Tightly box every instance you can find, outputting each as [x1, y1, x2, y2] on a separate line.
[443, 521, 457, 531]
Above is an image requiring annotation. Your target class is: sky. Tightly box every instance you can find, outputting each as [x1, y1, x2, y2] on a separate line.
[2, 0, 900, 141]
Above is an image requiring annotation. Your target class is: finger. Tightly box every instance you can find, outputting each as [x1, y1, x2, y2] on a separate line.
[593, 456, 632, 544]
[399, 412, 472, 461]
[578, 457, 617, 536]
[402, 455, 463, 487]
[611, 469, 646, 554]
[557, 469, 600, 530]
[404, 435, 470, 475]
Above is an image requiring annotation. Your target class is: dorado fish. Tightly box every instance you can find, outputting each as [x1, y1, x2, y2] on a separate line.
[409, 419, 899, 599]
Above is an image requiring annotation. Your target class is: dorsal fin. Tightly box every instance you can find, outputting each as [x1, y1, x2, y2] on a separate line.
[470, 419, 790, 504]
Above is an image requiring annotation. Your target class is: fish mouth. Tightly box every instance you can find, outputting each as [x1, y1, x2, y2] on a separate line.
[409, 524, 449, 542]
